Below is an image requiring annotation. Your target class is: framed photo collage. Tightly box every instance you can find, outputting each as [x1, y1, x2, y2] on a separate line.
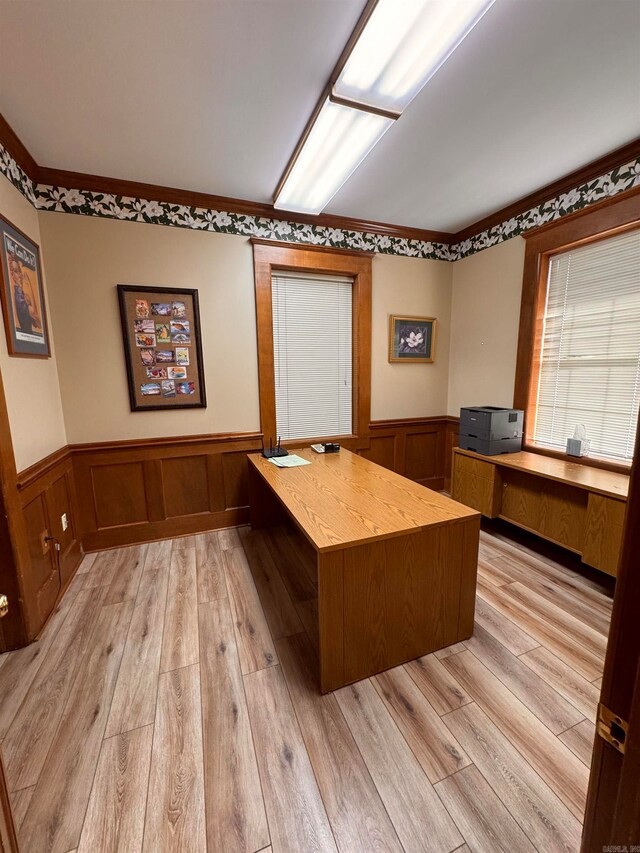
[117, 285, 207, 411]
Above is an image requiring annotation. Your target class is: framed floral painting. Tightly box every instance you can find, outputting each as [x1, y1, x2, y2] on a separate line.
[388, 315, 436, 363]
[117, 284, 207, 411]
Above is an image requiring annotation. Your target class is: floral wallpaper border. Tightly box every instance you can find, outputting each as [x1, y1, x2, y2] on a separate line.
[0, 143, 38, 207]
[453, 157, 640, 259]
[2, 141, 639, 261]
[34, 181, 454, 261]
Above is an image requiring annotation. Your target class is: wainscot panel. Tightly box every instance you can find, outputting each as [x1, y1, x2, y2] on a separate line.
[444, 417, 460, 491]
[363, 417, 458, 491]
[71, 432, 264, 551]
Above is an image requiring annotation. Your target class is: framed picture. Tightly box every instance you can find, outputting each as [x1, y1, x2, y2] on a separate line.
[0, 214, 50, 358]
[117, 285, 207, 411]
[388, 315, 436, 363]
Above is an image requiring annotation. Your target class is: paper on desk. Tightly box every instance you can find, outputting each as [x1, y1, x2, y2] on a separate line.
[268, 454, 311, 468]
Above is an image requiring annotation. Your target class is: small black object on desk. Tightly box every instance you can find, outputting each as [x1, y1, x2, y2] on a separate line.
[262, 436, 289, 459]
[323, 442, 340, 453]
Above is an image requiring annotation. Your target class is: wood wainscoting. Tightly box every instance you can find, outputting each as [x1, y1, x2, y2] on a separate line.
[71, 432, 264, 551]
[5, 417, 459, 647]
[15, 418, 459, 586]
[444, 416, 460, 491]
[73, 420, 457, 551]
[363, 416, 460, 492]
[15, 447, 82, 641]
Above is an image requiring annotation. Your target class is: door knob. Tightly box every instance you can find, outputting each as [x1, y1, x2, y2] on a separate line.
[0, 595, 8, 618]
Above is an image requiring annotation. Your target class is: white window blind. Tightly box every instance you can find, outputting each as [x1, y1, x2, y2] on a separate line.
[272, 270, 353, 440]
[533, 228, 640, 463]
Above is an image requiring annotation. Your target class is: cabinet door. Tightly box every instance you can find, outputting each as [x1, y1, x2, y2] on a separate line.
[23, 493, 61, 632]
[452, 453, 500, 517]
[583, 493, 626, 576]
[500, 471, 587, 553]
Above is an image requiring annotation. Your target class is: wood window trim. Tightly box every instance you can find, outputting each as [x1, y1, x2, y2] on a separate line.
[514, 187, 640, 475]
[251, 239, 372, 447]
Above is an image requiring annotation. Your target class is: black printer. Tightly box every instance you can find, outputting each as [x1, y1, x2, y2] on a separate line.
[459, 406, 523, 456]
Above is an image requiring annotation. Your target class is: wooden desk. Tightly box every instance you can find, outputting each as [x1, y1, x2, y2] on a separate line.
[452, 448, 629, 576]
[248, 448, 480, 692]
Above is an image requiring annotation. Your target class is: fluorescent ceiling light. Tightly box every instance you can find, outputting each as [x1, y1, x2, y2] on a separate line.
[334, 0, 496, 113]
[274, 98, 393, 215]
[274, 0, 495, 214]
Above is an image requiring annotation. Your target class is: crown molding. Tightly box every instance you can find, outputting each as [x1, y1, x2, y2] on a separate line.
[249, 237, 375, 257]
[451, 135, 640, 243]
[1, 111, 640, 261]
[523, 182, 640, 242]
[0, 114, 38, 180]
[37, 165, 452, 244]
[0, 112, 450, 245]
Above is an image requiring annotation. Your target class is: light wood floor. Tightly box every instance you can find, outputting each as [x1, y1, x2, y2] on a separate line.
[0, 521, 612, 853]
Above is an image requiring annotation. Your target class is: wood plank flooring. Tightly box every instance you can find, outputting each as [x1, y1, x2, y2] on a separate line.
[0, 523, 612, 852]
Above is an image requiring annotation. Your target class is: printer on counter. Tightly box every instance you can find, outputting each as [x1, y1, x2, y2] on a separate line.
[459, 406, 523, 456]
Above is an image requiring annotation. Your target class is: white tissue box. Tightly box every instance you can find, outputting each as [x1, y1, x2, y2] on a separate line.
[566, 438, 583, 457]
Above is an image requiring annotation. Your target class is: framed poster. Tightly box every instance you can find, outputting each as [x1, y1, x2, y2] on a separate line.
[388, 315, 436, 363]
[0, 214, 50, 358]
[117, 285, 207, 411]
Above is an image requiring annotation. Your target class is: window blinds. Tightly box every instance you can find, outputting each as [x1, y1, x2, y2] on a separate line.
[272, 270, 353, 440]
[533, 228, 640, 463]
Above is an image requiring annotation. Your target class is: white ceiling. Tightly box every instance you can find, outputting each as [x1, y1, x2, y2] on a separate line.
[1, 0, 639, 232]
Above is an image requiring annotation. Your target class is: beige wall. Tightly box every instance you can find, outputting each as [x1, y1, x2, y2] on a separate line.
[38, 214, 454, 444]
[0, 175, 67, 471]
[371, 253, 452, 420]
[38, 213, 262, 444]
[2, 203, 523, 455]
[447, 236, 525, 417]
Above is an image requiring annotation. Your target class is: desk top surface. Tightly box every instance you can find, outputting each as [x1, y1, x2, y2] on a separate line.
[249, 447, 478, 552]
[454, 447, 629, 500]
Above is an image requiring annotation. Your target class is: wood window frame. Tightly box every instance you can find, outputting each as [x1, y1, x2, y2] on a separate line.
[252, 239, 372, 448]
[514, 188, 640, 474]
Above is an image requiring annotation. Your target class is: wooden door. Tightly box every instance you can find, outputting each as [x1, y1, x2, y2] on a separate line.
[581, 421, 640, 849]
[0, 367, 29, 651]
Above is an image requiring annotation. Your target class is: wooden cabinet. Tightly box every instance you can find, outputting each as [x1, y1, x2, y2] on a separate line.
[452, 452, 501, 517]
[583, 494, 626, 576]
[501, 471, 588, 554]
[452, 448, 629, 577]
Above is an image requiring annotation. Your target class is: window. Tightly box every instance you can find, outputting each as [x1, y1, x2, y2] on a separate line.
[272, 270, 353, 439]
[252, 240, 371, 447]
[532, 228, 640, 463]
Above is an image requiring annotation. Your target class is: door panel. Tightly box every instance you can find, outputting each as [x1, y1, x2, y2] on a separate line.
[582, 421, 640, 849]
[0, 718, 19, 852]
[22, 495, 59, 631]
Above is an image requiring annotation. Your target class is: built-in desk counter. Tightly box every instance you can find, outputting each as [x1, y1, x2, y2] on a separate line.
[452, 448, 629, 576]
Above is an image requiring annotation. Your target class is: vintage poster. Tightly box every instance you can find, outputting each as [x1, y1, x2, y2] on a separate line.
[0, 216, 50, 357]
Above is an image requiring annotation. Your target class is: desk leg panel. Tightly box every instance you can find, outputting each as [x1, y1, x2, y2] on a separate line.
[248, 460, 287, 529]
[458, 517, 480, 639]
[318, 550, 345, 693]
[327, 524, 478, 689]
